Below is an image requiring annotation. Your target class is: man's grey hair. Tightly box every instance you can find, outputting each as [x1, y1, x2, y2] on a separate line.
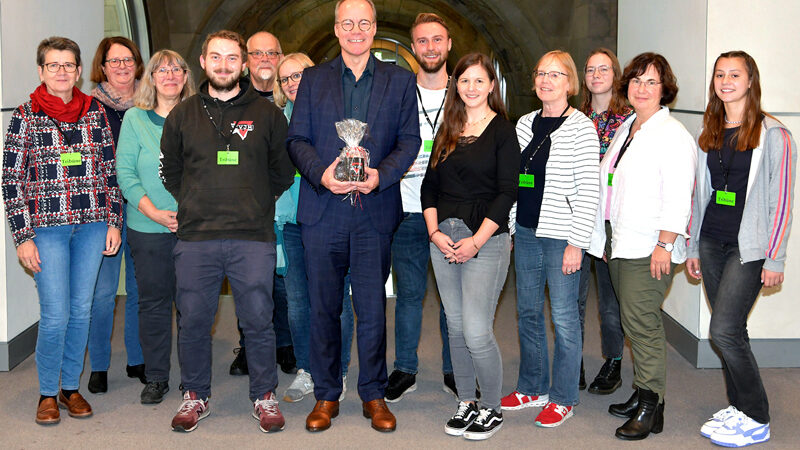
[334, 0, 376, 22]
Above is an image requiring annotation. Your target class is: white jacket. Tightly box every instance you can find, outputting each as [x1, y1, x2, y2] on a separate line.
[588, 107, 697, 263]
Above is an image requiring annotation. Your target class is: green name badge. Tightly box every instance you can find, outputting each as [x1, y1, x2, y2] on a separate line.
[519, 173, 534, 188]
[60, 152, 81, 166]
[716, 190, 736, 206]
[607, 173, 614, 186]
[295, 169, 301, 178]
[217, 150, 239, 165]
[423, 139, 433, 153]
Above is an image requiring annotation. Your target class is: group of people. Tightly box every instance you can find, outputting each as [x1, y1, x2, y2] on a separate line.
[2, 0, 795, 447]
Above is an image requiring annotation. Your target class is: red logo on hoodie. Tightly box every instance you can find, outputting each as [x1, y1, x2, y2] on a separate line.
[232, 121, 254, 140]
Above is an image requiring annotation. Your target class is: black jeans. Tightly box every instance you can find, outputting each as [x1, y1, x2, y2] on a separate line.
[699, 236, 769, 424]
[127, 229, 178, 383]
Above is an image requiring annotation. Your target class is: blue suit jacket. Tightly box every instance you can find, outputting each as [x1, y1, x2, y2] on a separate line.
[287, 55, 421, 234]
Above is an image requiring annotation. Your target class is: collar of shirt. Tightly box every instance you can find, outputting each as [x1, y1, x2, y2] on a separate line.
[341, 53, 376, 81]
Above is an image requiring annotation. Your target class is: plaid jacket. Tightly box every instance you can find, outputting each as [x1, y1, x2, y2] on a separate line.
[2, 99, 122, 247]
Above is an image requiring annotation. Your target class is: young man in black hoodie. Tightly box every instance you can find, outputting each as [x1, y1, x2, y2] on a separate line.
[159, 30, 294, 434]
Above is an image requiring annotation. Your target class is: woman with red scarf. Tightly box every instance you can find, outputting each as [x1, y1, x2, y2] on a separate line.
[1, 36, 122, 425]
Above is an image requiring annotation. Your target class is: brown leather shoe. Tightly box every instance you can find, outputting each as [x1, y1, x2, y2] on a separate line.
[362, 399, 396, 432]
[58, 391, 93, 418]
[36, 397, 60, 425]
[306, 400, 339, 432]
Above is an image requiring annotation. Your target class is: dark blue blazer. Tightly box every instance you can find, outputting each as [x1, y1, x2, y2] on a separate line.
[287, 55, 421, 234]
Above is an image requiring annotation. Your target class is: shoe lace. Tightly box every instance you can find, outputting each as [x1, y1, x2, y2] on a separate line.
[597, 359, 616, 378]
[255, 396, 280, 417]
[177, 398, 204, 415]
[712, 405, 739, 421]
[453, 402, 471, 419]
[722, 410, 747, 428]
[474, 408, 492, 425]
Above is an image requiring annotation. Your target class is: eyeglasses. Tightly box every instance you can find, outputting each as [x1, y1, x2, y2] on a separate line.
[42, 62, 78, 73]
[630, 78, 662, 88]
[105, 57, 136, 68]
[248, 50, 282, 60]
[585, 65, 611, 76]
[535, 71, 568, 80]
[336, 19, 374, 31]
[153, 66, 185, 77]
[279, 72, 303, 86]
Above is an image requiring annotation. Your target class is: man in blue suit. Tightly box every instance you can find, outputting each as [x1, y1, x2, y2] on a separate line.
[287, 0, 420, 434]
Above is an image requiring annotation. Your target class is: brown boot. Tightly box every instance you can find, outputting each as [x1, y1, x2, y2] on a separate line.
[306, 400, 339, 432]
[362, 399, 396, 432]
[58, 391, 93, 418]
[36, 397, 60, 425]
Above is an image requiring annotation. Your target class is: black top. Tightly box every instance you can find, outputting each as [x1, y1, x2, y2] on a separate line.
[97, 101, 127, 145]
[420, 115, 519, 235]
[342, 55, 375, 122]
[517, 115, 567, 229]
[701, 127, 752, 243]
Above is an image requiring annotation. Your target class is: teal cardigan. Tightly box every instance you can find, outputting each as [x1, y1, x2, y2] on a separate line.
[116, 107, 178, 233]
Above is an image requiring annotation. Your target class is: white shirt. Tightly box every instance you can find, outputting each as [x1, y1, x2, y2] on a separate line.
[400, 84, 446, 213]
[588, 107, 697, 263]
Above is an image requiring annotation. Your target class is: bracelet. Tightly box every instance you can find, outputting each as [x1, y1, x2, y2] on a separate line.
[471, 237, 479, 251]
[429, 229, 441, 241]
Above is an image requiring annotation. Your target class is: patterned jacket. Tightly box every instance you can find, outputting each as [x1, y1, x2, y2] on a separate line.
[2, 99, 122, 247]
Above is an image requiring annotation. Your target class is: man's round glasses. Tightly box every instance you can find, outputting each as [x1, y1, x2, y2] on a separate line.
[42, 62, 78, 73]
[105, 57, 136, 68]
[153, 66, 185, 77]
[535, 71, 568, 80]
[279, 72, 303, 86]
[585, 65, 611, 76]
[248, 50, 282, 60]
[336, 19, 374, 31]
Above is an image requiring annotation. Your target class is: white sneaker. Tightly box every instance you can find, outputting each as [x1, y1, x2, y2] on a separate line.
[283, 369, 314, 402]
[339, 375, 347, 401]
[701, 405, 740, 437]
[710, 411, 770, 447]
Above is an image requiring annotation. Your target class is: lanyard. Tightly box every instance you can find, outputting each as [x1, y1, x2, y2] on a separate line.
[416, 79, 448, 136]
[49, 117, 79, 149]
[613, 125, 635, 169]
[522, 104, 570, 174]
[201, 99, 245, 151]
[716, 147, 737, 191]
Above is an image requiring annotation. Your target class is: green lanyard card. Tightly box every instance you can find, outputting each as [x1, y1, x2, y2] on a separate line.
[715, 190, 736, 206]
[217, 150, 239, 165]
[519, 173, 534, 188]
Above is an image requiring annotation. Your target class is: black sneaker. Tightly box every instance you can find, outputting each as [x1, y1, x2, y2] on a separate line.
[126, 364, 147, 384]
[588, 358, 622, 395]
[141, 381, 169, 404]
[384, 370, 417, 402]
[88, 371, 107, 394]
[443, 373, 481, 400]
[463, 408, 503, 440]
[276, 346, 297, 374]
[444, 401, 479, 436]
[230, 347, 249, 376]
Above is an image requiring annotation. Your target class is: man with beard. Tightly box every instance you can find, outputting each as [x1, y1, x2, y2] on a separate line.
[159, 30, 294, 433]
[287, 0, 419, 433]
[228, 30, 297, 379]
[384, 13, 455, 403]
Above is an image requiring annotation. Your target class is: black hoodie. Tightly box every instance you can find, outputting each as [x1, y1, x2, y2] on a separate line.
[160, 78, 294, 242]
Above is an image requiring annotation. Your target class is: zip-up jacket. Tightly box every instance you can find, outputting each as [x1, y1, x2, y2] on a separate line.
[687, 117, 797, 272]
[159, 78, 294, 242]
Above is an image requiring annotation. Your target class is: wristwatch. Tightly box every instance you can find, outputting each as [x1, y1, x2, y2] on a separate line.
[656, 240, 674, 252]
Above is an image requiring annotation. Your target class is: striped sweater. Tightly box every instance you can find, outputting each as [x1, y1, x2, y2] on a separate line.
[510, 109, 600, 248]
[2, 99, 122, 247]
[687, 117, 797, 272]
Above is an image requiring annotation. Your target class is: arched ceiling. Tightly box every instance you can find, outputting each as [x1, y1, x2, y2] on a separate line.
[144, 0, 617, 118]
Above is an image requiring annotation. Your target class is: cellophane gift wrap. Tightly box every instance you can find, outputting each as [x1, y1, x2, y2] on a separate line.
[334, 119, 370, 205]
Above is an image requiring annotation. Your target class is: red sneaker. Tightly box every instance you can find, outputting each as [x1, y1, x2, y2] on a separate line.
[534, 402, 573, 427]
[500, 391, 549, 410]
[254, 392, 285, 433]
[171, 391, 210, 432]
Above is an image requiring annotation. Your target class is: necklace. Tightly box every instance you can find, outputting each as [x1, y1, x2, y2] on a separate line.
[724, 115, 743, 125]
[464, 112, 490, 128]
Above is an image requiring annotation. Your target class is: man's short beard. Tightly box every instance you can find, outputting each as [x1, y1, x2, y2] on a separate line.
[416, 56, 447, 74]
[256, 67, 274, 81]
[208, 74, 239, 92]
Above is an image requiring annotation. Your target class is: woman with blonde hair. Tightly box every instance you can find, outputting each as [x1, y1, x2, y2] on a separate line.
[116, 49, 195, 404]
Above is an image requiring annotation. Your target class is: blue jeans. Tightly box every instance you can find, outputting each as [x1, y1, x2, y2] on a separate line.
[514, 224, 582, 406]
[577, 251, 624, 359]
[283, 223, 353, 376]
[88, 208, 143, 371]
[430, 218, 510, 410]
[32, 222, 107, 396]
[700, 237, 769, 424]
[391, 212, 452, 375]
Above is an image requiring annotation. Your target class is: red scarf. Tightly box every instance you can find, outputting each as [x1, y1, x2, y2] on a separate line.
[30, 84, 93, 123]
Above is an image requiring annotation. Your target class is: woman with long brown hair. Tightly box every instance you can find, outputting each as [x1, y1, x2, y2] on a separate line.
[576, 48, 632, 394]
[686, 50, 796, 447]
[421, 52, 518, 440]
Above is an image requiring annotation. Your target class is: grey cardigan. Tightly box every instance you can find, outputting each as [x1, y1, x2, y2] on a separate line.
[687, 117, 797, 272]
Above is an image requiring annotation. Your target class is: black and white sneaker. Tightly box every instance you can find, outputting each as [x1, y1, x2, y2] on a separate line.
[462, 408, 503, 440]
[444, 401, 479, 436]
